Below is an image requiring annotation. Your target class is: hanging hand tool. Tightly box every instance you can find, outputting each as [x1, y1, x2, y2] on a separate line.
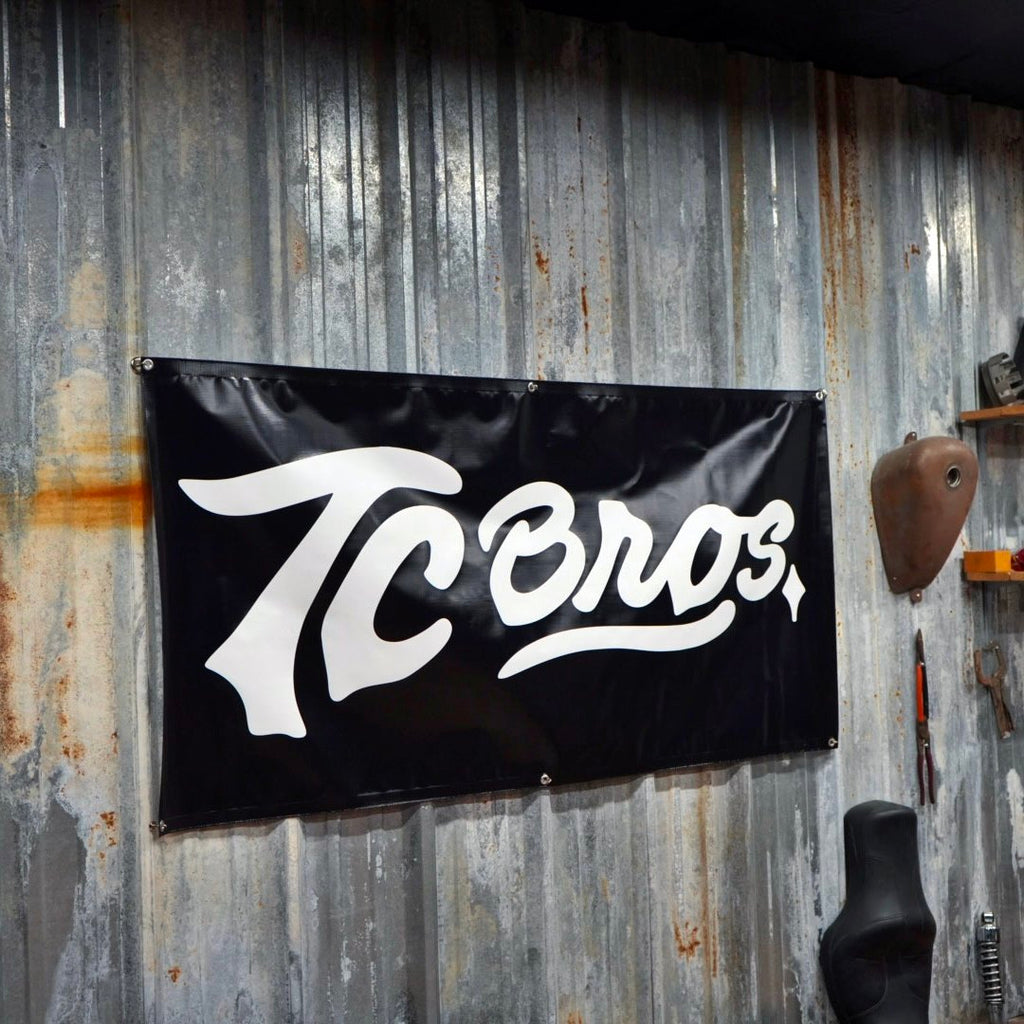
[915, 629, 936, 805]
[974, 643, 1015, 739]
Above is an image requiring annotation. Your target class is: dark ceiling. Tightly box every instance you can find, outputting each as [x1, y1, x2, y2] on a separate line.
[528, 0, 1024, 111]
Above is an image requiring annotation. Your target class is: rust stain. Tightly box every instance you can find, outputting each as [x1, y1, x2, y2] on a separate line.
[815, 73, 839, 367]
[673, 917, 701, 959]
[30, 480, 151, 531]
[534, 242, 550, 277]
[57, 673, 85, 770]
[8, 412, 148, 533]
[291, 234, 307, 275]
[580, 285, 589, 335]
[0, 549, 29, 756]
[835, 76, 865, 315]
[167, 966, 182, 984]
[99, 810, 118, 846]
[286, 206, 310, 277]
[567, 1013, 584, 1024]
[61, 740, 86, 764]
[816, 71, 865, 393]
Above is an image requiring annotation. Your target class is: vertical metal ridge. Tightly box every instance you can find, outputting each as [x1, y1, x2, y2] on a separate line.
[2, 0, 13, 234]
[393, 9, 418, 373]
[55, 0, 64, 128]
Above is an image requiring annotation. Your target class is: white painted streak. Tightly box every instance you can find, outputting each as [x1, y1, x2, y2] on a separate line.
[1006, 768, 1024, 872]
[56, 1, 65, 128]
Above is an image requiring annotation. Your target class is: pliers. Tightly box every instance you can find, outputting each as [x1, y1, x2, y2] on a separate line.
[915, 629, 936, 805]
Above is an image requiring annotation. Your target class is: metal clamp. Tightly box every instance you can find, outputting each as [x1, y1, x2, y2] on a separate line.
[975, 643, 1015, 740]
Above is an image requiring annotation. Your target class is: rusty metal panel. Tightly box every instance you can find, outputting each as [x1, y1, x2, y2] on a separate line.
[1, 2, 144, 1023]
[815, 73, 1024, 1022]
[3, 0, 1024, 1022]
[965, 99, 1024, 1020]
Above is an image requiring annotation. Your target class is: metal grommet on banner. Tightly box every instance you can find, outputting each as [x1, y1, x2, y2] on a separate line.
[527, 381, 538, 393]
[148, 819, 167, 835]
[131, 356, 154, 374]
[539, 773, 552, 786]
[828, 737, 838, 748]
[815, 388, 828, 401]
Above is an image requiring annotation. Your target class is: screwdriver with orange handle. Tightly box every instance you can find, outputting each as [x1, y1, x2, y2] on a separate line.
[915, 629, 936, 805]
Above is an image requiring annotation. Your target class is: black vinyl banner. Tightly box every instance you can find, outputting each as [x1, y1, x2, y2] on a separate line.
[140, 358, 837, 832]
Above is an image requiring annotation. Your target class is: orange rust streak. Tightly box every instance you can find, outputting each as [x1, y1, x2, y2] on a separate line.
[0, 550, 29, 756]
[30, 480, 151, 529]
[167, 967, 182, 984]
[815, 71, 838, 358]
[834, 75, 865, 319]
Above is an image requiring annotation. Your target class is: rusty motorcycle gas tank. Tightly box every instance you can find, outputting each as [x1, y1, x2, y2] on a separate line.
[870, 434, 978, 597]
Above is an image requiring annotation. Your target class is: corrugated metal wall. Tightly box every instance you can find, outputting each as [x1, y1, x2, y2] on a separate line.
[2, 0, 1023, 1020]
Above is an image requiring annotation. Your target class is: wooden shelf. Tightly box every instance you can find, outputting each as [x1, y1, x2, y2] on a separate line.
[964, 570, 1024, 582]
[960, 405, 1024, 423]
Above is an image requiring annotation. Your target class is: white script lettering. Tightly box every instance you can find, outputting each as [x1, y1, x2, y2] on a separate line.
[180, 447, 462, 737]
[181, 447, 805, 737]
[478, 482, 588, 627]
